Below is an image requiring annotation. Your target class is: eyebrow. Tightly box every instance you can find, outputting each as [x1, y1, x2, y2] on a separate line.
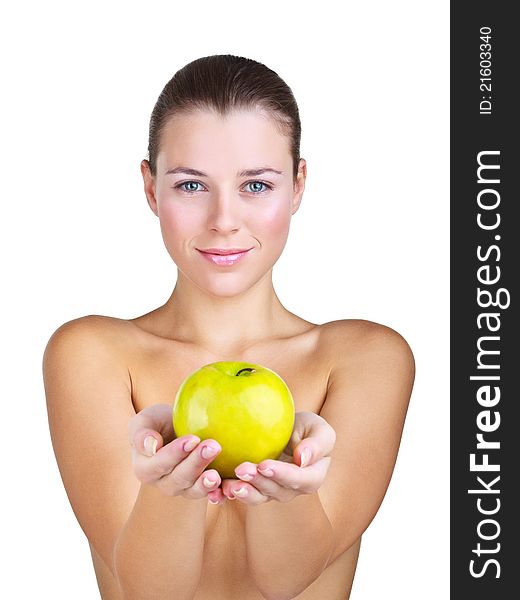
[165, 166, 284, 177]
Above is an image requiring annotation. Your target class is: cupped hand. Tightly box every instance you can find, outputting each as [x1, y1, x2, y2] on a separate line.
[128, 403, 226, 503]
[220, 411, 336, 505]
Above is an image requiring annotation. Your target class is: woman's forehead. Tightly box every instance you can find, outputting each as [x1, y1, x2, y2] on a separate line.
[157, 109, 292, 174]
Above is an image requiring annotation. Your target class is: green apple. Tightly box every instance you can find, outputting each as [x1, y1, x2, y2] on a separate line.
[172, 361, 295, 479]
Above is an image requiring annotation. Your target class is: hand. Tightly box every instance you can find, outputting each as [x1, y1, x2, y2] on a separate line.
[128, 403, 227, 503]
[220, 411, 336, 505]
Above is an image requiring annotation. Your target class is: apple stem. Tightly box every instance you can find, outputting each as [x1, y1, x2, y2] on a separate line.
[236, 368, 256, 376]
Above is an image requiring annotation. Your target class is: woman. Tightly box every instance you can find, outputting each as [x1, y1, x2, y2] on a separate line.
[43, 54, 415, 599]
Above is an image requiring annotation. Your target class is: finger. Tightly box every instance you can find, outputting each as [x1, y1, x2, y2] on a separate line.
[152, 435, 204, 476]
[132, 432, 200, 483]
[234, 462, 281, 497]
[159, 440, 222, 491]
[283, 411, 333, 457]
[186, 468, 222, 499]
[207, 480, 228, 505]
[234, 462, 258, 482]
[221, 479, 271, 505]
[133, 434, 200, 484]
[293, 415, 336, 466]
[207, 488, 227, 505]
[257, 456, 332, 493]
[128, 403, 175, 446]
[132, 429, 165, 459]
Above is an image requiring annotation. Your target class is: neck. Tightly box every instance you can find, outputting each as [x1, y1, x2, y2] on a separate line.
[160, 269, 290, 355]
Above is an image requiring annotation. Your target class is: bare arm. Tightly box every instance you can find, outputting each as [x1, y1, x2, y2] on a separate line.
[114, 403, 225, 598]
[113, 486, 207, 599]
[43, 317, 220, 599]
[317, 323, 415, 564]
[245, 493, 334, 599]
[222, 321, 415, 599]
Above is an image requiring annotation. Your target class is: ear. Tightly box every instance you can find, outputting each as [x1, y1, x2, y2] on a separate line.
[141, 159, 159, 217]
[291, 158, 307, 215]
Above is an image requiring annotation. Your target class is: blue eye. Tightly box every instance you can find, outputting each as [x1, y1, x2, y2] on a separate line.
[178, 181, 204, 193]
[174, 180, 272, 194]
[245, 181, 271, 193]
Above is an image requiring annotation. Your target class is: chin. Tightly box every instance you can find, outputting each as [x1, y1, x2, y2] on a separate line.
[201, 278, 258, 298]
[183, 269, 269, 298]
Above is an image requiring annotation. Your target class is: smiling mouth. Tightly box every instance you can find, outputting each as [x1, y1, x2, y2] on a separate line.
[196, 248, 253, 266]
[197, 247, 253, 255]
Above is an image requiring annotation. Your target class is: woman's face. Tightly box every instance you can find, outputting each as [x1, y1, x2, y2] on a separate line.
[142, 108, 306, 298]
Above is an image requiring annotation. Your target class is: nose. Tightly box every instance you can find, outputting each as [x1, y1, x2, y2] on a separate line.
[207, 190, 241, 234]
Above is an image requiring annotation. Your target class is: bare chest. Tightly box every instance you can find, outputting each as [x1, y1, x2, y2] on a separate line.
[128, 328, 330, 416]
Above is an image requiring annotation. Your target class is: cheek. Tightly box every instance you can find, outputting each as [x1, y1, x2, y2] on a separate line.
[158, 203, 201, 241]
[257, 202, 291, 238]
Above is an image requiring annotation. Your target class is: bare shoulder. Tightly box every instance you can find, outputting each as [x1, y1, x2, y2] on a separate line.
[318, 317, 414, 352]
[318, 318, 415, 379]
[44, 313, 135, 353]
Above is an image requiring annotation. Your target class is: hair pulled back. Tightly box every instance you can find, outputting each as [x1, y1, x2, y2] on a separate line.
[147, 54, 301, 180]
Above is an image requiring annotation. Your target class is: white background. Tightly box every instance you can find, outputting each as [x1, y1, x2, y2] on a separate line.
[1, 1, 449, 598]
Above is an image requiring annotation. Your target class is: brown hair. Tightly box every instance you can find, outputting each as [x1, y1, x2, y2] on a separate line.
[146, 54, 301, 180]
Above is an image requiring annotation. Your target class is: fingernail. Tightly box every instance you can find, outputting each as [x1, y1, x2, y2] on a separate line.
[144, 436, 157, 456]
[300, 448, 312, 468]
[233, 487, 248, 497]
[201, 445, 218, 459]
[236, 472, 254, 482]
[208, 497, 219, 505]
[203, 476, 216, 488]
[258, 467, 274, 477]
[183, 438, 199, 452]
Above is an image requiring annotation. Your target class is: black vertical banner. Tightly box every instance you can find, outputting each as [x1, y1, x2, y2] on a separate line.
[451, 3, 519, 598]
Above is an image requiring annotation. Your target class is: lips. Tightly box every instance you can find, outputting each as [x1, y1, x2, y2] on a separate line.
[198, 248, 253, 255]
[197, 247, 253, 266]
